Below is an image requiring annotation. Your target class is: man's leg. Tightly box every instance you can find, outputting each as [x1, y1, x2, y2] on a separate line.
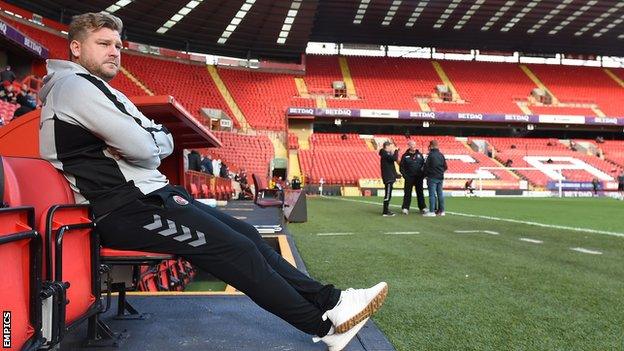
[382, 182, 392, 214]
[427, 178, 437, 212]
[437, 179, 445, 212]
[96, 195, 332, 337]
[401, 176, 414, 211]
[190, 198, 340, 311]
[415, 176, 426, 211]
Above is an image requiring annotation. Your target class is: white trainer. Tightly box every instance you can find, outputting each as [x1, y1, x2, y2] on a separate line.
[438, 211, 446, 216]
[423, 211, 436, 217]
[315, 318, 369, 351]
[401, 208, 409, 215]
[324, 282, 388, 334]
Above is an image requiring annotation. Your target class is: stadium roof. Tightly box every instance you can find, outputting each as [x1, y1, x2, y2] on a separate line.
[7, 0, 624, 60]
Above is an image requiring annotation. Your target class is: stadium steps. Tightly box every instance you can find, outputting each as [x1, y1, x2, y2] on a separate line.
[417, 99, 432, 112]
[518, 65, 560, 104]
[118, 66, 154, 96]
[364, 138, 377, 151]
[294, 77, 310, 98]
[590, 105, 607, 117]
[603, 68, 624, 88]
[338, 57, 358, 97]
[206, 65, 252, 131]
[431, 61, 461, 101]
[315, 95, 327, 108]
[288, 149, 302, 180]
[516, 101, 533, 114]
[268, 133, 288, 159]
[289, 124, 312, 150]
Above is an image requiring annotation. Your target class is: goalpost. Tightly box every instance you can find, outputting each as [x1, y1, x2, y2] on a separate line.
[477, 166, 565, 197]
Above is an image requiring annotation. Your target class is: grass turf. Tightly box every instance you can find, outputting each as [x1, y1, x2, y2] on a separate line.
[288, 196, 624, 351]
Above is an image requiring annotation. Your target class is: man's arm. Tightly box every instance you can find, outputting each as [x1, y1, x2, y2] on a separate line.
[399, 152, 407, 175]
[56, 76, 162, 169]
[442, 154, 448, 172]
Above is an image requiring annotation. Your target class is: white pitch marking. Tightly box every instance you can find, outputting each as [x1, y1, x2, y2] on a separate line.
[519, 238, 543, 244]
[570, 247, 602, 255]
[454, 230, 499, 235]
[329, 197, 624, 238]
[317, 232, 354, 236]
[384, 231, 420, 235]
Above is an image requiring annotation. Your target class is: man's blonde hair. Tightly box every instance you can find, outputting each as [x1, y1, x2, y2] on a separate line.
[68, 12, 123, 44]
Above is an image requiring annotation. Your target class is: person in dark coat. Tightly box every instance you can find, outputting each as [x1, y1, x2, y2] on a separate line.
[201, 154, 213, 175]
[399, 140, 426, 215]
[423, 140, 448, 216]
[219, 162, 229, 178]
[0, 66, 16, 83]
[379, 141, 400, 216]
[187, 149, 202, 171]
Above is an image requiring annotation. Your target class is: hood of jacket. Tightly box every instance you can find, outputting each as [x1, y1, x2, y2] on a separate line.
[39, 59, 92, 103]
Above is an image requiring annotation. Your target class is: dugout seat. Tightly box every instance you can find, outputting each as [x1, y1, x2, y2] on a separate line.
[0, 156, 176, 345]
[0, 206, 45, 351]
[1, 156, 105, 345]
[252, 173, 284, 208]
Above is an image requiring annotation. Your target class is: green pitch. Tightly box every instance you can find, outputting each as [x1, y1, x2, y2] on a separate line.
[288, 196, 624, 351]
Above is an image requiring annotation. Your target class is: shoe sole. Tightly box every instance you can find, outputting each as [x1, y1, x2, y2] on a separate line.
[334, 284, 388, 334]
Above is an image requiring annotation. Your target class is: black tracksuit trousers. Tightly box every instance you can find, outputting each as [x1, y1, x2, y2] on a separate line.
[382, 181, 394, 214]
[402, 175, 426, 211]
[95, 185, 340, 337]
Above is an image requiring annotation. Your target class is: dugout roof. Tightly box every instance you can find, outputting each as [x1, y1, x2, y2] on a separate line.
[7, 0, 624, 60]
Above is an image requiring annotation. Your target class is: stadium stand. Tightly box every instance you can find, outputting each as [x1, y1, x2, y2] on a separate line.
[428, 61, 530, 114]
[484, 137, 618, 187]
[2, 17, 69, 60]
[120, 54, 239, 127]
[298, 133, 520, 188]
[218, 69, 297, 130]
[0, 99, 20, 124]
[108, 69, 149, 98]
[288, 132, 299, 149]
[528, 64, 624, 117]
[601, 140, 624, 167]
[380, 135, 519, 188]
[304, 55, 343, 96]
[299, 133, 378, 184]
[201, 131, 275, 181]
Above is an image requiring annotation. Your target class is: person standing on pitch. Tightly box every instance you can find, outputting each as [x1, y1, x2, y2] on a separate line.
[423, 140, 448, 217]
[379, 141, 400, 216]
[618, 170, 624, 200]
[399, 140, 426, 215]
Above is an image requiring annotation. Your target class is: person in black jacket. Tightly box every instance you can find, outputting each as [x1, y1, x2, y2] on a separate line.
[379, 141, 400, 216]
[201, 154, 213, 175]
[399, 140, 426, 215]
[423, 140, 448, 216]
[187, 149, 202, 171]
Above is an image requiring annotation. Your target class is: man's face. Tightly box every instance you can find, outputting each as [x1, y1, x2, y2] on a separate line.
[71, 27, 121, 82]
[384, 144, 393, 152]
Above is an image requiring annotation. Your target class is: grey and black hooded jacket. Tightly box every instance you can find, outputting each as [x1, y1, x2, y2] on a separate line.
[39, 60, 174, 217]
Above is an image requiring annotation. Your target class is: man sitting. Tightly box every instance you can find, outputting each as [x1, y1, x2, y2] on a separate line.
[38, 12, 388, 351]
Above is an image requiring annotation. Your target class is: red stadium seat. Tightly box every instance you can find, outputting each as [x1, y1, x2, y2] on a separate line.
[0, 206, 45, 351]
[0, 156, 178, 342]
[252, 174, 284, 208]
